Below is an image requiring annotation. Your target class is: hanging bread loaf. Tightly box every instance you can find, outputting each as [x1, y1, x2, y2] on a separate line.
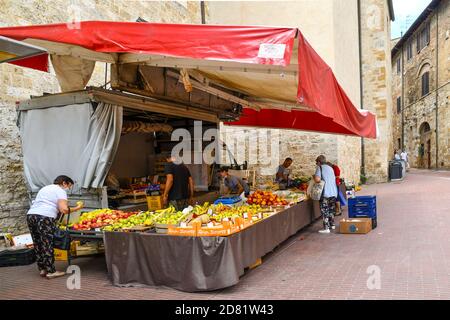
[122, 121, 173, 135]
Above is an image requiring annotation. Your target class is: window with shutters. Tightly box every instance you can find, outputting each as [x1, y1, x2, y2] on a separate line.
[396, 97, 401, 114]
[396, 58, 401, 74]
[421, 72, 430, 96]
[417, 22, 430, 52]
[407, 41, 413, 60]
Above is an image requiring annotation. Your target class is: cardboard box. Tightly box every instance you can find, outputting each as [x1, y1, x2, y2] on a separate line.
[12, 233, 33, 247]
[339, 218, 372, 234]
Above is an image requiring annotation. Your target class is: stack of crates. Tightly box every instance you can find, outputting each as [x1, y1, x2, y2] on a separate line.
[348, 195, 377, 229]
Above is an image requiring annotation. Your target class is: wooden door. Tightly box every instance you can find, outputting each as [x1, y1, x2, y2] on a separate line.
[427, 139, 431, 169]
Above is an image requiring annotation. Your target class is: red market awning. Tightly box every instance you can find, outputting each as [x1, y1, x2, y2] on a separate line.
[0, 21, 377, 139]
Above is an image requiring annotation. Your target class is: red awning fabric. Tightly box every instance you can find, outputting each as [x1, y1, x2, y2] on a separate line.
[227, 32, 377, 139]
[0, 21, 297, 66]
[9, 53, 49, 72]
[0, 21, 377, 139]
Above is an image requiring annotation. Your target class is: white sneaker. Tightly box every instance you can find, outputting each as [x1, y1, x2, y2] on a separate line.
[46, 271, 66, 279]
[319, 229, 330, 234]
[331, 225, 336, 230]
[39, 270, 47, 277]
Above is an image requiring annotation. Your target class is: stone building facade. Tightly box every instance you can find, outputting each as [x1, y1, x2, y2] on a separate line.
[0, 0, 203, 234]
[391, 0, 449, 169]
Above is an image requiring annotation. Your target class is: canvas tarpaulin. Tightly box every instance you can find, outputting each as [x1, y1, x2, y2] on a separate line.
[19, 102, 122, 192]
[50, 55, 96, 92]
[0, 21, 377, 138]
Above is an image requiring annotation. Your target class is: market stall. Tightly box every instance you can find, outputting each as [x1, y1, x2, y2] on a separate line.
[104, 201, 314, 292]
[1, 21, 369, 291]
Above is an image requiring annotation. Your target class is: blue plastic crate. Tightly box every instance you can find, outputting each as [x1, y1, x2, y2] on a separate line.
[348, 195, 376, 207]
[349, 206, 377, 219]
[214, 196, 242, 205]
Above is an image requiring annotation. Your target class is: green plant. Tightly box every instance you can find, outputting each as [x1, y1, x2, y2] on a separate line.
[360, 174, 367, 185]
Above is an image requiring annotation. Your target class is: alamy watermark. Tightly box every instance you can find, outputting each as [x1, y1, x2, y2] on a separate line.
[66, 265, 81, 290]
[170, 121, 280, 168]
[366, 265, 381, 290]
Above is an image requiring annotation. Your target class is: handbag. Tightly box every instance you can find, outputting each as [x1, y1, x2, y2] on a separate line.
[54, 212, 71, 251]
[310, 166, 325, 201]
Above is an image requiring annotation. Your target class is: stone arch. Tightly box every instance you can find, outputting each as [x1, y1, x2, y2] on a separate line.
[416, 60, 431, 78]
[419, 121, 431, 135]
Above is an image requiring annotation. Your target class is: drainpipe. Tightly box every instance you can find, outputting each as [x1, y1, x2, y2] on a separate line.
[401, 43, 405, 150]
[200, 1, 206, 24]
[357, 0, 365, 181]
[435, 4, 439, 169]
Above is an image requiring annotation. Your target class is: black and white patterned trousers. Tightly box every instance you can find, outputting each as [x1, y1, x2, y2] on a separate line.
[27, 214, 57, 273]
[320, 197, 337, 230]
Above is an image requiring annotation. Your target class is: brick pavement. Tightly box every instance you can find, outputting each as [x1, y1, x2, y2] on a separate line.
[1, 169, 450, 300]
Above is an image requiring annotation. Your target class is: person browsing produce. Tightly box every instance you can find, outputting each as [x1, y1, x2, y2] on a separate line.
[314, 155, 338, 234]
[275, 157, 293, 184]
[27, 175, 84, 279]
[163, 156, 195, 211]
[220, 168, 250, 197]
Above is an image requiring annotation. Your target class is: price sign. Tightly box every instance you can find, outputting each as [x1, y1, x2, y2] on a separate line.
[180, 222, 187, 228]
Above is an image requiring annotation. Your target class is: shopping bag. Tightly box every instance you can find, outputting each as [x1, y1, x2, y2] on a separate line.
[54, 213, 71, 250]
[310, 181, 325, 201]
[338, 188, 347, 207]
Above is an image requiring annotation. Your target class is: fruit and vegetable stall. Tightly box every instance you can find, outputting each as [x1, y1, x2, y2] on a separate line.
[61, 184, 346, 292]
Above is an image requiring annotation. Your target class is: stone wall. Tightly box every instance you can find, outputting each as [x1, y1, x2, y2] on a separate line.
[391, 0, 449, 169]
[219, 124, 339, 185]
[360, 0, 394, 183]
[0, 0, 203, 235]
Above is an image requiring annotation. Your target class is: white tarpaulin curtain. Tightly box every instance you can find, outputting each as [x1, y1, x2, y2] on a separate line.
[76, 102, 122, 189]
[19, 102, 122, 192]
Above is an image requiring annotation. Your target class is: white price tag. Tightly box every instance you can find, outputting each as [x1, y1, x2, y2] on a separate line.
[258, 213, 262, 219]
[243, 212, 248, 219]
[207, 222, 214, 228]
[207, 209, 213, 215]
[258, 43, 286, 59]
[223, 217, 230, 222]
[180, 222, 187, 228]
[95, 228, 101, 232]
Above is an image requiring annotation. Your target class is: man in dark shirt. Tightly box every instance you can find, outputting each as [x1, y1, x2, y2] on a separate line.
[162, 156, 194, 211]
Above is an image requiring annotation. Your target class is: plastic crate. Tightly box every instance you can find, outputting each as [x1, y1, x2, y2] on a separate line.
[0, 248, 36, 267]
[147, 195, 163, 211]
[214, 196, 242, 205]
[349, 206, 377, 219]
[348, 195, 376, 206]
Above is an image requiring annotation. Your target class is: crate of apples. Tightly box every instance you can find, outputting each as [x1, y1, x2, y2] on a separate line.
[247, 190, 288, 206]
[72, 210, 138, 230]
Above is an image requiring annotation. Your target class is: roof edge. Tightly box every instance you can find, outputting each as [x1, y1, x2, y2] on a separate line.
[391, 0, 441, 57]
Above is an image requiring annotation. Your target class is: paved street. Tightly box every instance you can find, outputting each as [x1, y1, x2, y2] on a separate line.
[1, 169, 450, 300]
